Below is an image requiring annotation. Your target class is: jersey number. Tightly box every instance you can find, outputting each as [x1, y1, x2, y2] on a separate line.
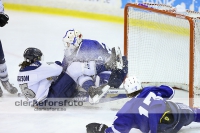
[138, 92, 162, 117]
[19, 83, 36, 100]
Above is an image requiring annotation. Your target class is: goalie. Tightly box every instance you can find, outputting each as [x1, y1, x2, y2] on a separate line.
[86, 77, 200, 133]
[61, 29, 128, 103]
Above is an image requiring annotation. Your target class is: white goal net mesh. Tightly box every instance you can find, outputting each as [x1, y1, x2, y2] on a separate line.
[125, 3, 200, 107]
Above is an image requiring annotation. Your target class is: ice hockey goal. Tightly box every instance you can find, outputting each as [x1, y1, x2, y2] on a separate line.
[124, 3, 200, 107]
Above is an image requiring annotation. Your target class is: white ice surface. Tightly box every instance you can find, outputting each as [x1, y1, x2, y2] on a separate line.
[0, 10, 199, 133]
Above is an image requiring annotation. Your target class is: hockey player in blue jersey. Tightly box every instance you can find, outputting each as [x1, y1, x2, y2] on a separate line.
[86, 76, 200, 133]
[62, 29, 128, 103]
[0, 0, 18, 97]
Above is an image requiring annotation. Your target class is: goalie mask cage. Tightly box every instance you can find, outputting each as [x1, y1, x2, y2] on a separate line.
[124, 3, 200, 107]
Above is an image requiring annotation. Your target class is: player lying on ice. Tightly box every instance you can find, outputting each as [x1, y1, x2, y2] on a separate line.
[61, 29, 128, 103]
[17, 46, 127, 106]
[86, 76, 200, 133]
[17, 47, 78, 104]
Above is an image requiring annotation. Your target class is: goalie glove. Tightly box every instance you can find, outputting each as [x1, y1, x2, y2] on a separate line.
[86, 123, 108, 133]
[0, 13, 9, 27]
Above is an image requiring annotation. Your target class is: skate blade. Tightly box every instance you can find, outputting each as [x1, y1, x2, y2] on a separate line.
[89, 85, 110, 104]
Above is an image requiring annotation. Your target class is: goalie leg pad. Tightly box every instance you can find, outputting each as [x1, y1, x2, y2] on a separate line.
[67, 61, 96, 82]
[67, 62, 84, 82]
[83, 61, 96, 76]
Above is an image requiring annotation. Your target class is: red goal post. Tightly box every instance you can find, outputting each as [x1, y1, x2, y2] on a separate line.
[124, 3, 200, 107]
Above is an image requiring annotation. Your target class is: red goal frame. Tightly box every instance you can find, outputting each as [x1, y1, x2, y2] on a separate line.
[124, 3, 195, 107]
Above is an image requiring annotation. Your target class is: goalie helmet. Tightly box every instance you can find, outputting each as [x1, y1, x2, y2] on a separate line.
[63, 29, 82, 49]
[23, 47, 43, 63]
[123, 76, 142, 94]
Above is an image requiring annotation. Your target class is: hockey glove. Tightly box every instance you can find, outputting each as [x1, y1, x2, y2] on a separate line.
[86, 123, 108, 133]
[0, 13, 9, 27]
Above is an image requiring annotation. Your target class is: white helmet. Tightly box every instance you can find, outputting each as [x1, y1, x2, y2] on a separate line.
[123, 76, 142, 94]
[62, 29, 82, 56]
[63, 29, 82, 48]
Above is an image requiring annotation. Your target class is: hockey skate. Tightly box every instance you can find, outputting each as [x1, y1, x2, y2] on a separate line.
[88, 84, 110, 104]
[1, 80, 18, 94]
[105, 47, 123, 70]
[0, 87, 2, 97]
